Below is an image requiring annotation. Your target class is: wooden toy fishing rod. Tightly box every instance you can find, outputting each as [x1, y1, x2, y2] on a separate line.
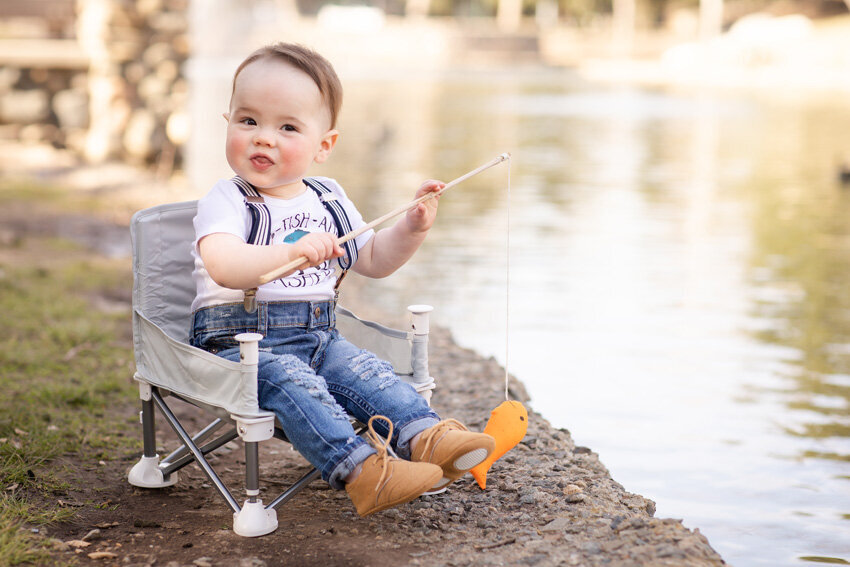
[258, 152, 511, 285]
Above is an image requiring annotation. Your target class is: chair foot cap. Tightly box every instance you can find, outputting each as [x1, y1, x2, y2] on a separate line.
[233, 500, 278, 537]
[128, 455, 178, 488]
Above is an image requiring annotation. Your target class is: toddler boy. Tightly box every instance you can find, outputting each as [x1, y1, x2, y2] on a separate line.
[189, 42, 495, 516]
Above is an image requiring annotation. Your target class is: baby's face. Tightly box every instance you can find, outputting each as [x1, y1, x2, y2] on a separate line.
[225, 58, 336, 198]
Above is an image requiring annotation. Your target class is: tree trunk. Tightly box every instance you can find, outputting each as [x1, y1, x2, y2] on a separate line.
[406, 0, 432, 18]
[612, 0, 635, 56]
[497, 0, 522, 32]
[700, 0, 723, 40]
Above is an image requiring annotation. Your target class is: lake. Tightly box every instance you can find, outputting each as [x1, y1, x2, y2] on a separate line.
[186, 57, 850, 566]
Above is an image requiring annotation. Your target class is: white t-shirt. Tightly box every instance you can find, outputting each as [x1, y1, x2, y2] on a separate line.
[191, 177, 374, 311]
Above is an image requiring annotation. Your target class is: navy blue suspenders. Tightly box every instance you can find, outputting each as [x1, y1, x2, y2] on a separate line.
[302, 177, 359, 270]
[232, 176, 357, 312]
[231, 177, 272, 246]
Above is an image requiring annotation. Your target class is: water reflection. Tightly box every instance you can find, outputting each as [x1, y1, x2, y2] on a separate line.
[748, 154, 850, 464]
[333, 80, 850, 566]
[187, 57, 850, 565]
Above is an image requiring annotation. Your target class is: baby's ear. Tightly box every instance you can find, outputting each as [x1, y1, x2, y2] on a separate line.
[222, 113, 230, 122]
[314, 129, 339, 164]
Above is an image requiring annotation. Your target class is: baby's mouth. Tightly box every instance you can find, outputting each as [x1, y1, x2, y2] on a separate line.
[250, 154, 273, 169]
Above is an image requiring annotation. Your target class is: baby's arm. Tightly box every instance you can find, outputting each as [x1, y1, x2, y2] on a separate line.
[200, 231, 343, 290]
[354, 179, 444, 279]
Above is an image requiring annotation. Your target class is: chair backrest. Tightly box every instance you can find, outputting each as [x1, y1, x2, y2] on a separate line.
[131, 201, 199, 343]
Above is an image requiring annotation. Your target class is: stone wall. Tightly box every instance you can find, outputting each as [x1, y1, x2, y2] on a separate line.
[0, 0, 190, 171]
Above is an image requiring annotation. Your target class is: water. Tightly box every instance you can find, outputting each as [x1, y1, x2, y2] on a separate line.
[186, 58, 850, 565]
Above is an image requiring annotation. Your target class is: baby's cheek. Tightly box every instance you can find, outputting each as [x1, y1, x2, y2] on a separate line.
[224, 134, 245, 163]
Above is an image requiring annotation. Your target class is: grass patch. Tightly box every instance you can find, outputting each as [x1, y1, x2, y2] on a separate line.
[0, 231, 136, 564]
[0, 179, 110, 218]
[0, 180, 65, 206]
[0, 519, 50, 567]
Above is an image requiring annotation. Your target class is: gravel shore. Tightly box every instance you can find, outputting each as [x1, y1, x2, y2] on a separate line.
[369, 324, 728, 567]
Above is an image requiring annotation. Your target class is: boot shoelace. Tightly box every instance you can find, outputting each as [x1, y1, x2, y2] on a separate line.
[416, 418, 467, 462]
[366, 415, 394, 493]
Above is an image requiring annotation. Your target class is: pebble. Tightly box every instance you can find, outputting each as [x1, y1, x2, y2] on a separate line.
[47, 538, 69, 552]
[87, 551, 118, 560]
[540, 518, 572, 533]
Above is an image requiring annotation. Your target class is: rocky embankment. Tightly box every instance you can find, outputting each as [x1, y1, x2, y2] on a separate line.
[371, 325, 727, 567]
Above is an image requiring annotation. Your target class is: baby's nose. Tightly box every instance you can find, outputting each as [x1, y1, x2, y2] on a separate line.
[253, 129, 275, 146]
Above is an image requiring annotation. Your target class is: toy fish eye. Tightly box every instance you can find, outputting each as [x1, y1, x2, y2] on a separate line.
[520, 416, 525, 421]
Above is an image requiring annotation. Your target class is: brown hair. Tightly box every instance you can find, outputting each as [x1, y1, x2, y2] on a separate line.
[232, 43, 343, 129]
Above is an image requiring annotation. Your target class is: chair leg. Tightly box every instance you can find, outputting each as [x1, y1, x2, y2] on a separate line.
[232, 416, 278, 537]
[128, 384, 178, 488]
[161, 417, 227, 468]
[151, 389, 240, 512]
[160, 425, 239, 478]
[266, 467, 321, 510]
[408, 305, 436, 405]
[230, 334, 279, 537]
[245, 442, 260, 502]
[141, 397, 157, 458]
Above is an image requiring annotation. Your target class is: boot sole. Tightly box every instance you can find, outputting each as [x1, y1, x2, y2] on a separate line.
[454, 447, 489, 471]
[430, 447, 492, 490]
[440, 442, 493, 476]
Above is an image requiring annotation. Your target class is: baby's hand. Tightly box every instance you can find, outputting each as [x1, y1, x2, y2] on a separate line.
[291, 232, 344, 268]
[406, 179, 444, 233]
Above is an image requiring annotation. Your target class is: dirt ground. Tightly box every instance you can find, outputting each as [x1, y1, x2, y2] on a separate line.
[44, 400, 434, 567]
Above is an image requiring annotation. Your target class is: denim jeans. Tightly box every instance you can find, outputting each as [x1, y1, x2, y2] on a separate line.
[190, 300, 440, 489]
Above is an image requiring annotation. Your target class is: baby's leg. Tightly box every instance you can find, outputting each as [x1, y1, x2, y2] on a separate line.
[253, 351, 375, 490]
[254, 349, 442, 516]
[319, 335, 495, 491]
[318, 334, 440, 460]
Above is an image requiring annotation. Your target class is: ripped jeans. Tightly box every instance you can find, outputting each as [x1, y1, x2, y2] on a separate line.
[190, 301, 440, 489]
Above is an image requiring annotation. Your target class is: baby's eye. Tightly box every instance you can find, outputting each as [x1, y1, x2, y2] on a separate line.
[282, 124, 297, 132]
[239, 117, 257, 126]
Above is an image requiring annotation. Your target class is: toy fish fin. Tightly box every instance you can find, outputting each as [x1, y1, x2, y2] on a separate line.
[470, 462, 489, 489]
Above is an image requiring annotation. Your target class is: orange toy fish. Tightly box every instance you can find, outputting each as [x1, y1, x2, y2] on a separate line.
[470, 400, 528, 489]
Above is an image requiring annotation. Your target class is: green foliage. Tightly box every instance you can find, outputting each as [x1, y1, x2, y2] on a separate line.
[0, 518, 51, 567]
[0, 241, 135, 564]
[0, 179, 108, 217]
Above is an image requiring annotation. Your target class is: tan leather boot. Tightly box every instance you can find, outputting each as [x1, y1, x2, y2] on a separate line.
[411, 419, 495, 491]
[345, 416, 442, 517]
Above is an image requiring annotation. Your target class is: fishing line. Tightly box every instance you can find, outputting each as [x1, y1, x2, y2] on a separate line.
[464, 154, 529, 492]
[504, 156, 512, 402]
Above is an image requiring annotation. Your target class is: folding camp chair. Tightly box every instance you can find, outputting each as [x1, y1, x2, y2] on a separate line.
[127, 201, 437, 537]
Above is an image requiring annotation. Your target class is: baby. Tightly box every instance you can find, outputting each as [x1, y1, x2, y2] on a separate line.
[189, 42, 494, 516]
